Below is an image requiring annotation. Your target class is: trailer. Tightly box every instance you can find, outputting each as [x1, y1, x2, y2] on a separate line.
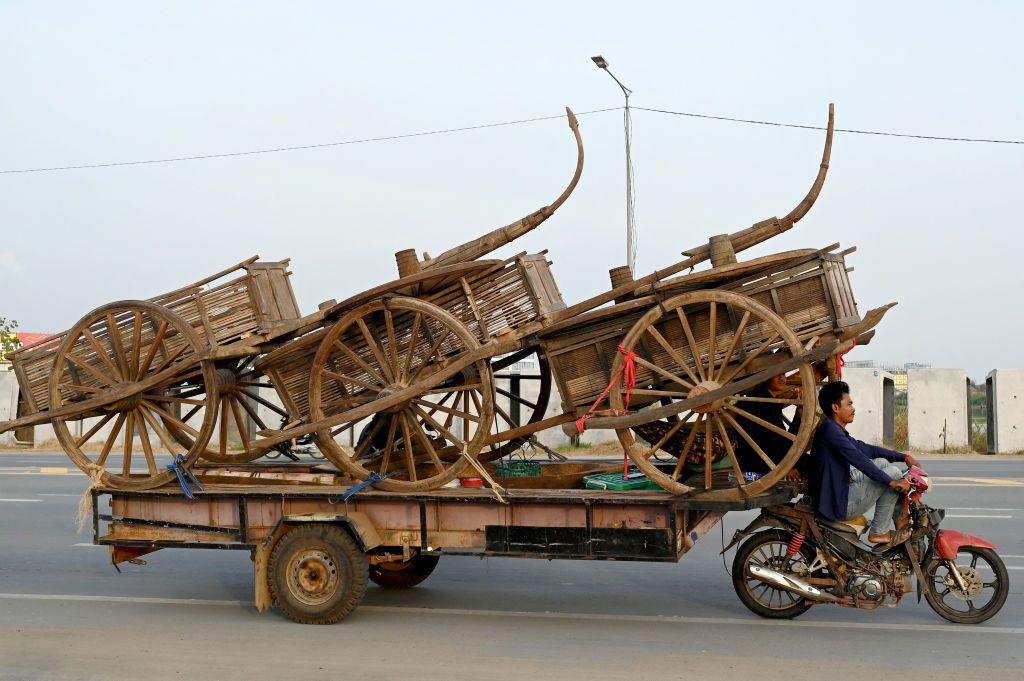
[89, 463, 797, 624]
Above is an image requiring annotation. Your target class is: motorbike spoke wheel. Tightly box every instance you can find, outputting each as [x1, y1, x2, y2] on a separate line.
[923, 546, 1008, 624]
[732, 529, 817, 620]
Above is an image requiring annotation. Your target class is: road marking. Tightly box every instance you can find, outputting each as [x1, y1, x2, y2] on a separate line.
[0, 471, 86, 476]
[72, 543, 102, 548]
[947, 508, 1024, 512]
[0, 593, 247, 607]
[945, 514, 1013, 519]
[39, 493, 82, 497]
[0, 593, 1021, 635]
[39, 466, 69, 474]
[0, 498, 42, 503]
[932, 477, 1024, 487]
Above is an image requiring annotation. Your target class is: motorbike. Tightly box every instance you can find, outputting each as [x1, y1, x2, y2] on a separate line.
[726, 466, 1009, 623]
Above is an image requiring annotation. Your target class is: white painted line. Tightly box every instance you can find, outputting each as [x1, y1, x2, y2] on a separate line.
[0, 593, 1022, 635]
[0, 498, 42, 503]
[39, 493, 81, 497]
[948, 508, 1024, 512]
[0, 471, 86, 476]
[945, 514, 1013, 519]
[72, 543, 102, 548]
[1001, 555, 1024, 559]
[0, 593, 247, 607]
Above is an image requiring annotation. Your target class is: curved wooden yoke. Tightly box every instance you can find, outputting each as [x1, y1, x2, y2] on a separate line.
[683, 103, 835, 258]
[419, 107, 584, 271]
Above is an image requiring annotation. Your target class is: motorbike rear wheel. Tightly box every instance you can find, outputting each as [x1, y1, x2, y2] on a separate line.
[732, 529, 816, 620]
[923, 546, 1008, 624]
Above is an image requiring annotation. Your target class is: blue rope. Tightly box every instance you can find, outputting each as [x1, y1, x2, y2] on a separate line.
[337, 472, 387, 502]
[166, 454, 204, 500]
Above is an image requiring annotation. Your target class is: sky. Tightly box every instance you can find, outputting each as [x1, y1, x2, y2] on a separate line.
[1, 1, 1021, 380]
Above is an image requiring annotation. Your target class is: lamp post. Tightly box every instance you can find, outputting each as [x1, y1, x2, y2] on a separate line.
[592, 55, 635, 274]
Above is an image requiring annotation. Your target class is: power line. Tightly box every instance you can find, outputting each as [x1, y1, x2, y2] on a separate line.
[634, 106, 1024, 145]
[3, 102, 1021, 175]
[0, 107, 622, 175]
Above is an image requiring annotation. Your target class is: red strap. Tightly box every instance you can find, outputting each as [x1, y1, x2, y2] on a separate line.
[835, 339, 856, 378]
[575, 345, 638, 434]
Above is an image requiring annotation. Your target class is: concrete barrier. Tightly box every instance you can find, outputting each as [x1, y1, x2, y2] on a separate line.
[843, 367, 895, 446]
[0, 371, 18, 446]
[987, 369, 1024, 453]
[908, 369, 970, 451]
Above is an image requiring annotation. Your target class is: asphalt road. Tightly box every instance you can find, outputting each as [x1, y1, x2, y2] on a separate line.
[1, 452, 1022, 680]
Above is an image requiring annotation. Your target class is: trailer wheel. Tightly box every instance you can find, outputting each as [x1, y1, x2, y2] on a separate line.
[268, 524, 368, 624]
[368, 553, 440, 589]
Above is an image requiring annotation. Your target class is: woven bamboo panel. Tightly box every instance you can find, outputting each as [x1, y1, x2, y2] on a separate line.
[543, 252, 859, 412]
[10, 261, 299, 416]
[11, 308, 201, 414]
[257, 256, 551, 422]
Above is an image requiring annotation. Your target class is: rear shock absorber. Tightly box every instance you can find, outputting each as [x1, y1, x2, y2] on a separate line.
[786, 532, 806, 558]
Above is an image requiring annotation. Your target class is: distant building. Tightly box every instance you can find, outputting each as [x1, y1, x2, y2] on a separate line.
[843, 361, 931, 392]
[0, 332, 53, 363]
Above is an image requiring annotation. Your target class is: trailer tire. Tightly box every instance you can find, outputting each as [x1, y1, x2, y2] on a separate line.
[368, 553, 440, 589]
[268, 524, 368, 624]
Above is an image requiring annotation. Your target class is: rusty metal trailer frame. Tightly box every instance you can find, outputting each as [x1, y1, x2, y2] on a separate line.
[89, 473, 796, 616]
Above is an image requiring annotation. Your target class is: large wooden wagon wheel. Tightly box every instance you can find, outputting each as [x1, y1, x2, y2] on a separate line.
[161, 356, 293, 464]
[609, 290, 816, 498]
[478, 350, 553, 463]
[47, 301, 219, 490]
[309, 297, 495, 492]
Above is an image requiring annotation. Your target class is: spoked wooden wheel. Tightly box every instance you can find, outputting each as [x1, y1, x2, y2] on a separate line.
[47, 301, 218, 490]
[479, 351, 552, 463]
[162, 356, 293, 464]
[610, 290, 816, 497]
[309, 297, 495, 492]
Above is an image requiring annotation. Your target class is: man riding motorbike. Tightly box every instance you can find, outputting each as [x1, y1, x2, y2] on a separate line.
[809, 380, 921, 544]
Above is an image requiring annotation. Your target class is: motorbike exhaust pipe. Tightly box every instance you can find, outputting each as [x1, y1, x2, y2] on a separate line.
[748, 564, 839, 603]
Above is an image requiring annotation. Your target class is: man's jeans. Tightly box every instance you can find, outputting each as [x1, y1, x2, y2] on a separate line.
[847, 458, 906, 535]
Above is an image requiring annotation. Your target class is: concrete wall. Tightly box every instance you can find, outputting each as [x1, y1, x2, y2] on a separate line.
[908, 368, 969, 451]
[0, 370, 18, 446]
[843, 367, 894, 446]
[987, 369, 1024, 453]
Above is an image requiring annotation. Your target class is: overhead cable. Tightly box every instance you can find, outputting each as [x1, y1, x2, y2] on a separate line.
[3, 102, 1020, 175]
[634, 106, 1024, 145]
[0, 107, 622, 174]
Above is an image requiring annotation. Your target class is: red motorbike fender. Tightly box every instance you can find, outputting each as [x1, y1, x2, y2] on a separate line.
[934, 529, 998, 561]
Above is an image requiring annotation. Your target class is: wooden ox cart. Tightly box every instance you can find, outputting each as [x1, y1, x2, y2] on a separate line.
[1, 104, 892, 501]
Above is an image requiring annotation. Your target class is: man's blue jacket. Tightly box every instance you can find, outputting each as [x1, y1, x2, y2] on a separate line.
[808, 419, 906, 520]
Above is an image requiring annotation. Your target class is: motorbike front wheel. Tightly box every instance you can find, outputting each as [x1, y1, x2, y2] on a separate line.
[732, 529, 817, 620]
[923, 546, 1008, 624]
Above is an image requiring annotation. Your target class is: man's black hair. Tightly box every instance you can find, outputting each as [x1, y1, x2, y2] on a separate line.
[818, 380, 850, 417]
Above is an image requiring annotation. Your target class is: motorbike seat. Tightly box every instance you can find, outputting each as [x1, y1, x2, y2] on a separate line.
[815, 514, 868, 535]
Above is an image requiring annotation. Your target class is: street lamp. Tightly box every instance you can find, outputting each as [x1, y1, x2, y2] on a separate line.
[592, 55, 636, 274]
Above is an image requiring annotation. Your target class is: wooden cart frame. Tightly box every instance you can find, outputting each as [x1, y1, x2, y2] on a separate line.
[2, 103, 894, 501]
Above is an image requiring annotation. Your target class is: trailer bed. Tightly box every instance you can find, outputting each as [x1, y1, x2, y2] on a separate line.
[87, 463, 797, 621]
[92, 470, 794, 563]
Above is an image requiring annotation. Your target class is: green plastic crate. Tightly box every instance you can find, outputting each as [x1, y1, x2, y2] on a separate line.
[494, 460, 542, 478]
[583, 468, 660, 491]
